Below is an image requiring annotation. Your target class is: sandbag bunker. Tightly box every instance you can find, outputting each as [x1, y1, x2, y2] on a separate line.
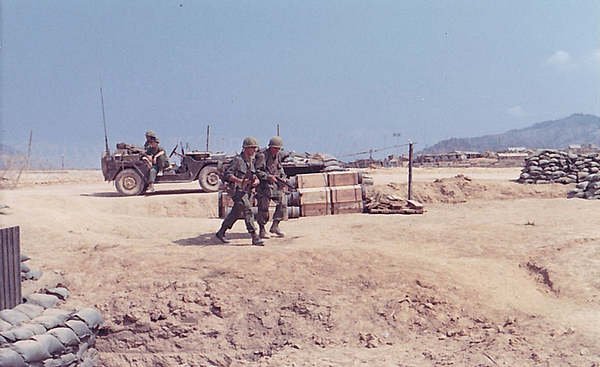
[518, 149, 600, 199]
[0, 256, 103, 367]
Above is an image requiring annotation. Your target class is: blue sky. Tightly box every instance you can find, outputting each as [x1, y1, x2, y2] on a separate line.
[1, 1, 599, 168]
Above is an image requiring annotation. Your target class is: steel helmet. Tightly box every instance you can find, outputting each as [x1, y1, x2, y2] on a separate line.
[268, 136, 284, 148]
[242, 136, 259, 148]
[145, 130, 156, 138]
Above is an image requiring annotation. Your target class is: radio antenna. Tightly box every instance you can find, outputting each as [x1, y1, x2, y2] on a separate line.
[98, 59, 110, 156]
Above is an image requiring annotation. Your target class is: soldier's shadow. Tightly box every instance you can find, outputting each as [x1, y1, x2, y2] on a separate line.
[175, 232, 256, 247]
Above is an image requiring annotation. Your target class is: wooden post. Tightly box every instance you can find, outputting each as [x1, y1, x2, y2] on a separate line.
[0, 226, 21, 310]
[277, 124, 280, 137]
[206, 125, 210, 151]
[408, 140, 413, 200]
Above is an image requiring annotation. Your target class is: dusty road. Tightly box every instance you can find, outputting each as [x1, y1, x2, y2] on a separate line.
[1, 167, 599, 366]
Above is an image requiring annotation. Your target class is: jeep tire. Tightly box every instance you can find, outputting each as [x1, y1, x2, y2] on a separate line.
[198, 165, 220, 192]
[115, 169, 145, 196]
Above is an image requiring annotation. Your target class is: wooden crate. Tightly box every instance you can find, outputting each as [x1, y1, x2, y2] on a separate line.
[332, 201, 364, 215]
[298, 187, 331, 205]
[296, 173, 328, 189]
[330, 185, 363, 203]
[328, 171, 359, 187]
[301, 203, 331, 217]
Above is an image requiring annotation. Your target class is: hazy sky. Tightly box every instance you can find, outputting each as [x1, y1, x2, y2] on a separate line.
[1, 1, 599, 167]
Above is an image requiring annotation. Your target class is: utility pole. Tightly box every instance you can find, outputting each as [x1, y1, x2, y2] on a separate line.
[277, 124, 280, 137]
[408, 140, 413, 200]
[206, 125, 210, 151]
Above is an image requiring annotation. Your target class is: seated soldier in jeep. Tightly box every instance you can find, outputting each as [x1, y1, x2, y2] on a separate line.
[145, 137, 169, 193]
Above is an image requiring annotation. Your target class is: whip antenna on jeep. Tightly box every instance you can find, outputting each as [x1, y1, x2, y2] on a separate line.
[98, 60, 110, 156]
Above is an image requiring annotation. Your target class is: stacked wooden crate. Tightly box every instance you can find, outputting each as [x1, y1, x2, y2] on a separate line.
[218, 171, 365, 218]
[296, 173, 330, 217]
[297, 171, 364, 217]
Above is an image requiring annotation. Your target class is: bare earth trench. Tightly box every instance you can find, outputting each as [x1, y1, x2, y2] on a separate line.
[1, 167, 600, 367]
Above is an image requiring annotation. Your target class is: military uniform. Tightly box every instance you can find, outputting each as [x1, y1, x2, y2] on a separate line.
[255, 147, 288, 236]
[145, 142, 169, 184]
[216, 137, 263, 245]
[220, 153, 259, 234]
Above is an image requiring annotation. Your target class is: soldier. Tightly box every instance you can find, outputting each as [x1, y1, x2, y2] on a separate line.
[255, 136, 288, 238]
[145, 137, 169, 193]
[144, 130, 156, 150]
[215, 137, 264, 246]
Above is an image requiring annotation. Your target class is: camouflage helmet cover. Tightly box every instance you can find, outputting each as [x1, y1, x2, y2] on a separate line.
[145, 130, 156, 138]
[242, 136, 259, 148]
[268, 136, 284, 148]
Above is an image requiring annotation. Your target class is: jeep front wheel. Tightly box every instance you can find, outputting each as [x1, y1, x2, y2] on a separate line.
[115, 169, 145, 196]
[198, 165, 220, 192]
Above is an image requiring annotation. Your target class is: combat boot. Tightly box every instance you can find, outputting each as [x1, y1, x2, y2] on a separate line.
[251, 232, 265, 246]
[269, 221, 285, 237]
[258, 225, 270, 239]
[215, 228, 231, 244]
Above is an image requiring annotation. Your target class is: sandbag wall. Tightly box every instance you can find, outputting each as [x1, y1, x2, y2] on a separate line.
[0, 293, 103, 367]
[295, 171, 365, 217]
[517, 150, 600, 185]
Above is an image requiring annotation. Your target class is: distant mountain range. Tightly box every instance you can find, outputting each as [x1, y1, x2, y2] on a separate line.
[421, 114, 600, 154]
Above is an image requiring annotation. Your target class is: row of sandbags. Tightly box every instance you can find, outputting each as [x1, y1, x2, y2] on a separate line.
[0, 291, 103, 366]
[518, 150, 600, 185]
[20, 254, 42, 282]
[567, 173, 600, 199]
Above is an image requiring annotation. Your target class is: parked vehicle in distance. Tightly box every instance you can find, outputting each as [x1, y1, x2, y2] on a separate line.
[101, 143, 229, 196]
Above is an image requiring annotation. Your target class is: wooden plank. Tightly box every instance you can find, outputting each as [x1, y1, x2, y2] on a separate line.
[296, 173, 328, 189]
[0, 226, 21, 310]
[327, 171, 359, 187]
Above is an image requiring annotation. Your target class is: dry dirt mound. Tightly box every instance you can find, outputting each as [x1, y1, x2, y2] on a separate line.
[370, 174, 570, 204]
[95, 248, 595, 367]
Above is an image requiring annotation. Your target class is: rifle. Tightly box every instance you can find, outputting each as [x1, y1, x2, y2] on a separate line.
[249, 167, 296, 191]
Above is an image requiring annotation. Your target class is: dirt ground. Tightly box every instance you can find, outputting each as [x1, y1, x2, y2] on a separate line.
[2, 167, 600, 367]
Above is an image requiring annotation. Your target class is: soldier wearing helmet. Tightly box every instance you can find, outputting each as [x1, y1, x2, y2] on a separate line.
[144, 130, 157, 150]
[215, 137, 264, 246]
[254, 136, 288, 238]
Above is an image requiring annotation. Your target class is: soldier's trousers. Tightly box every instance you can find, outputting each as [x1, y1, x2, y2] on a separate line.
[256, 190, 287, 226]
[221, 189, 257, 233]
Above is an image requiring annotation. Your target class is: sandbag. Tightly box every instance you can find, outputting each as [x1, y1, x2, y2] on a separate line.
[43, 359, 63, 367]
[47, 327, 80, 347]
[0, 320, 11, 333]
[6, 327, 34, 341]
[65, 320, 91, 339]
[20, 322, 47, 336]
[20, 263, 30, 273]
[61, 353, 77, 365]
[0, 335, 6, 346]
[14, 304, 45, 319]
[72, 308, 103, 329]
[0, 309, 30, 326]
[20, 254, 30, 262]
[32, 334, 66, 356]
[11, 339, 52, 363]
[41, 309, 72, 324]
[0, 347, 27, 367]
[24, 269, 43, 281]
[25, 294, 59, 309]
[0, 332, 15, 343]
[31, 315, 63, 330]
[44, 288, 70, 301]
